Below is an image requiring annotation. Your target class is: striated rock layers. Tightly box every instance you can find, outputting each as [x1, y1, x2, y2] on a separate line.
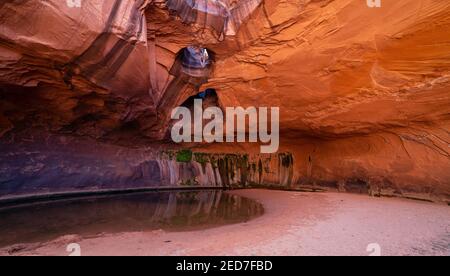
[0, 0, 449, 202]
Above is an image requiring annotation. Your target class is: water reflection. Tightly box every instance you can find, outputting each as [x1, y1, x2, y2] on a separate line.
[0, 190, 264, 247]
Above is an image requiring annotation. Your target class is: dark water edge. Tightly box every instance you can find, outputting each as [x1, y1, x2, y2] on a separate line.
[0, 190, 264, 248]
[0, 186, 225, 209]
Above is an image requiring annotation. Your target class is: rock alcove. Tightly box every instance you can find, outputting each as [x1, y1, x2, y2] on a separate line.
[0, 0, 448, 203]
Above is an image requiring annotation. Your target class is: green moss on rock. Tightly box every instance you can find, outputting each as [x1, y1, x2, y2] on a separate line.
[176, 149, 193, 163]
[194, 152, 209, 164]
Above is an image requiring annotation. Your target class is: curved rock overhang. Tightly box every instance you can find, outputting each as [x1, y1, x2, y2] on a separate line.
[0, 0, 449, 202]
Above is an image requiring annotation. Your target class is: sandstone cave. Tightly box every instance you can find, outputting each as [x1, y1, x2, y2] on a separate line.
[0, 0, 449, 256]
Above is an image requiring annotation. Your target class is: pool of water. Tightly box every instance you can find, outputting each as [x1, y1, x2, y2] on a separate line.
[0, 190, 264, 248]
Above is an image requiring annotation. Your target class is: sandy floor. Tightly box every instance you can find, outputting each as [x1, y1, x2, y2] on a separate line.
[2, 189, 450, 256]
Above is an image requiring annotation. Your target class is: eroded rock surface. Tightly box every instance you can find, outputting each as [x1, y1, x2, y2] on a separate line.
[0, 0, 449, 201]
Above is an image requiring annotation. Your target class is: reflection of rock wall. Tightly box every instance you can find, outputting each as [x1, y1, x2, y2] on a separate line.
[0, 190, 264, 247]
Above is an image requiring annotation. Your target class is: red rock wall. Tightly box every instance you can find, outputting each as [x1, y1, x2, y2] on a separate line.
[0, 1, 449, 202]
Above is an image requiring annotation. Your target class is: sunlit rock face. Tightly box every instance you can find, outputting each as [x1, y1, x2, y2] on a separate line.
[0, 0, 157, 143]
[0, 0, 449, 202]
[166, 0, 262, 38]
